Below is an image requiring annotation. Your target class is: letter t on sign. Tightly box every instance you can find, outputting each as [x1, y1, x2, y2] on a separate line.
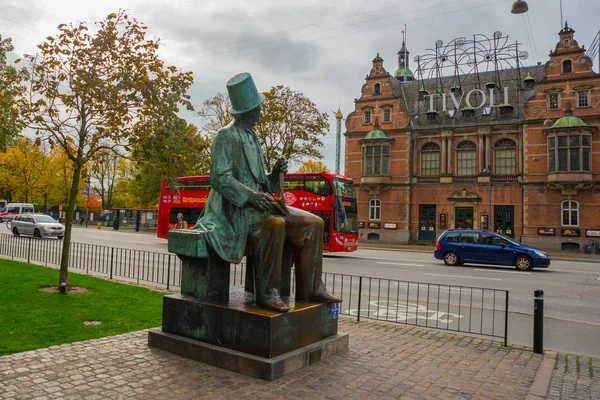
[426, 94, 441, 113]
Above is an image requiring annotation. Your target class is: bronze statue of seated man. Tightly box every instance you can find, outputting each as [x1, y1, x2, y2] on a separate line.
[192, 72, 342, 312]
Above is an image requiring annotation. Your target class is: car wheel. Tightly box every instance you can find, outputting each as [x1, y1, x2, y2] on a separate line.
[443, 251, 460, 266]
[12, 227, 19, 236]
[34, 229, 41, 238]
[57, 236, 64, 240]
[514, 255, 533, 271]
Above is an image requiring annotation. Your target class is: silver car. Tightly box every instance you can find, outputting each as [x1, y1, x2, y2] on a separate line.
[8, 214, 65, 239]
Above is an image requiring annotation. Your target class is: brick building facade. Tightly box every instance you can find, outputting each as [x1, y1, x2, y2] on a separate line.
[344, 23, 600, 251]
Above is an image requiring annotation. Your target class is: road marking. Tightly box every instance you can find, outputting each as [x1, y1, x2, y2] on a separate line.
[377, 262, 424, 267]
[549, 269, 599, 274]
[474, 269, 531, 275]
[422, 273, 501, 281]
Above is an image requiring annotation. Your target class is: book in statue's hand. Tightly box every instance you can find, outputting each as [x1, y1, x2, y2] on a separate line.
[271, 198, 290, 217]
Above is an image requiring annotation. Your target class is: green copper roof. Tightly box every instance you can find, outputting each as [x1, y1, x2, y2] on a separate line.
[364, 125, 390, 140]
[394, 67, 414, 78]
[523, 72, 535, 82]
[550, 115, 593, 129]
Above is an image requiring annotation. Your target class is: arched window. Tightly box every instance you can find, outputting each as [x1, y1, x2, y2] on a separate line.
[561, 200, 579, 226]
[374, 83, 381, 95]
[563, 59, 572, 74]
[420, 142, 440, 176]
[494, 138, 517, 175]
[456, 140, 477, 175]
[369, 199, 381, 221]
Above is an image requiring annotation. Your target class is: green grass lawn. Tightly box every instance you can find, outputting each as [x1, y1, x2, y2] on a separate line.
[0, 259, 167, 356]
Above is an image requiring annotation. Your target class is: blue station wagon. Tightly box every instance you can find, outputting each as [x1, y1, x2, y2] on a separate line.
[434, 229, 551, 271]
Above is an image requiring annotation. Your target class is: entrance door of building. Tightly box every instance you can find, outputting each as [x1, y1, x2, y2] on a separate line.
[494, 205, 514, 237]
[418, 205, 436, 241]
[455, 207, 474, 229]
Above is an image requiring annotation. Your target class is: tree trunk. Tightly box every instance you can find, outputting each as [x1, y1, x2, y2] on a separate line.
[58, 164, 82, 291]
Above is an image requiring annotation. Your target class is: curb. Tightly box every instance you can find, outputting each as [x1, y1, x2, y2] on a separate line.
[526, 351, 557, 399]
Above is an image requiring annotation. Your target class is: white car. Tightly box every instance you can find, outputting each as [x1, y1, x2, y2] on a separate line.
[8, 214, 65, 239]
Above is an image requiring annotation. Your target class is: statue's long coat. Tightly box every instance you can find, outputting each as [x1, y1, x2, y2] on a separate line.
[193, 122, 277, 263]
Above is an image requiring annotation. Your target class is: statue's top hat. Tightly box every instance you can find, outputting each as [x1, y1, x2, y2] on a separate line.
[226, 72, 265, 115]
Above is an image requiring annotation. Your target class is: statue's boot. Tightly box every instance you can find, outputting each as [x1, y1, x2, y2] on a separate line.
[257, 288, 290, 313]
[307, 287, 342, 303]
[296, 281, 342, 303]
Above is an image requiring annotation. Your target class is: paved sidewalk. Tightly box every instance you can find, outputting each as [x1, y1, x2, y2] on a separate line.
[0, 317, 561, 400]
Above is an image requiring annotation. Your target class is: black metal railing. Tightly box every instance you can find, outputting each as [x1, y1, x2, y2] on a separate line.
[0, 233, 508, 344]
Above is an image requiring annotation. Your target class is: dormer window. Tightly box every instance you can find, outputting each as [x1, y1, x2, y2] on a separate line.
[563, 39, 570, 48]
[562, 60, 572, 74]
[548, 93, 560, 110]
[374, 83, 381, 95]
[382, 107, 391, 122]
[577, 90, 590, 107]
[363, 109, 372, 124]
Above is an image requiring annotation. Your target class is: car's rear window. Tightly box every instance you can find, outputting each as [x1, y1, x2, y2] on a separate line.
[444, 232, 460, 242]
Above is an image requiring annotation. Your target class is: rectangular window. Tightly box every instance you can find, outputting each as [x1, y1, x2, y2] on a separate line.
[577, 90, 590, 107]
[457, 151, 476, 175]
[548, 93, 559, 110]
[495, 148, 516, 175]
[383, 108, 391, 122]
[421, 152, 440, 176]
[362, 144, 390, 176]
[549, 134, 592, 172]
[381, 146, 390, 175]
[548, 137, 555, 172]
[363, 110, 371, 124]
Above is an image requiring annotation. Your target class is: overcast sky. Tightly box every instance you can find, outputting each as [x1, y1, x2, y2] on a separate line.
[1, 0, 599, 173]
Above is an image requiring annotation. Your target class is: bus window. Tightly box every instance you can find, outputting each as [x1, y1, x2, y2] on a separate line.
[169, 208, 202, 230]
[305, 177, 332, 196]
[333, 177, 358, 234]
[284, 178, 304, 191]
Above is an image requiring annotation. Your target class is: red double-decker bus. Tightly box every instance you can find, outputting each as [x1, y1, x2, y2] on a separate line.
[157, 172, 359, 252]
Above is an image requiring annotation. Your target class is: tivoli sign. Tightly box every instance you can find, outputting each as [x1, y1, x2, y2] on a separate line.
[425, 87, 510, 113]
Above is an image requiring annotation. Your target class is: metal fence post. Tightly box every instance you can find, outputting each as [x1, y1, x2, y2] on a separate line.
[166, 255, 171, 291]
[357, 276, 363, 322]
[504, 291, 509, 347]
[27, 237, 32, 264]
[533, 289, 544, 354]
[110, 248, 114, 280]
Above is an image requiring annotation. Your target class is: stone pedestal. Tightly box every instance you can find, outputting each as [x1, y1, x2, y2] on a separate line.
[149, 229, 348, 380]
[160, 288, 340, 358]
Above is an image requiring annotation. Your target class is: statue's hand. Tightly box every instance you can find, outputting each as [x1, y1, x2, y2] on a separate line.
[272, 158, 289, 175]
[248, 191, 275, 211]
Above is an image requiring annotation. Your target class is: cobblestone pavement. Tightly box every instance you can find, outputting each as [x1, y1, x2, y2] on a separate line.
[547, 353, 599, 399]
[0, 317, 552, 400]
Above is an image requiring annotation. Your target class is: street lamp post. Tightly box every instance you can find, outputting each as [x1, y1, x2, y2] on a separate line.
[488, 142, 492, 232]
[85, 178, 90, 228]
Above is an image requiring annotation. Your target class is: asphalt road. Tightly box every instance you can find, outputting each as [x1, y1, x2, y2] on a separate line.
[3, 223, 600, 356]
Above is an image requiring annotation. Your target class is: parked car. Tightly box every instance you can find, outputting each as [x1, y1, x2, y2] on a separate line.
[434, 229, 550, 271]
[0, 203, 35, 222]
[8, 214, 65, 239]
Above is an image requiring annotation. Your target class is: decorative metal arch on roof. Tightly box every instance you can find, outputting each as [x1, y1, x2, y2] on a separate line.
[413, 32, 529, 94]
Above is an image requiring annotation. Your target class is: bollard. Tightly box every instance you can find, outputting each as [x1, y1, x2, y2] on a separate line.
[533, 289, 544, 354]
